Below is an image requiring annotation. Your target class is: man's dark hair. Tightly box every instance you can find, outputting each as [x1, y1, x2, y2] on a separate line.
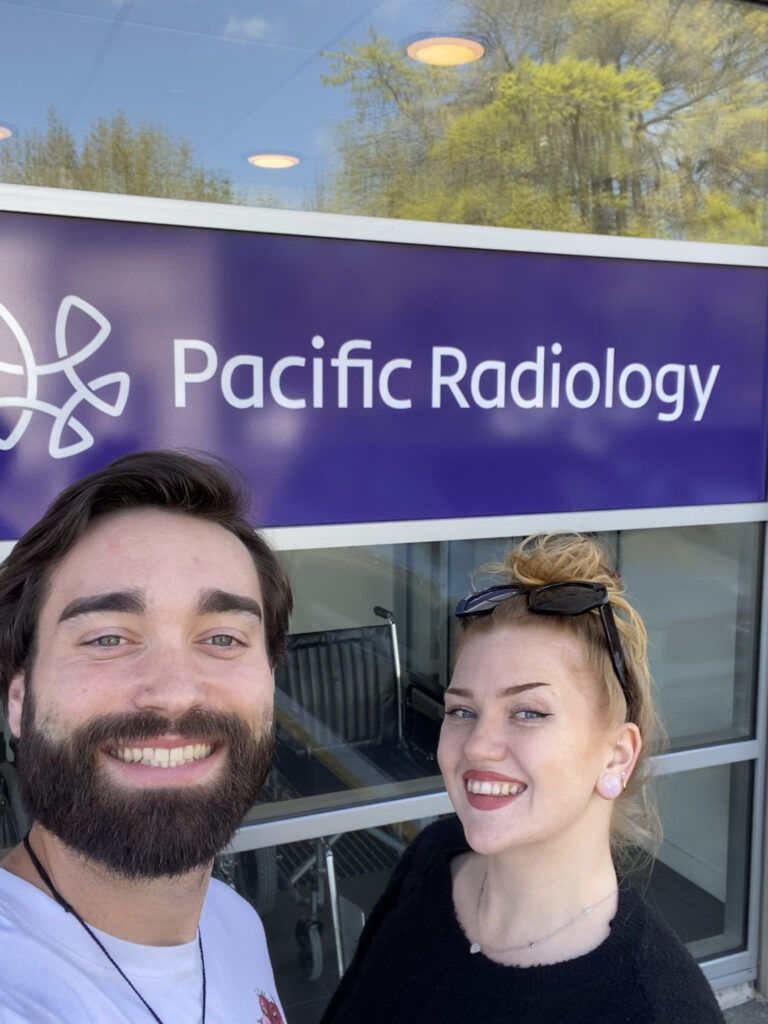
[0, 449, 292, 711]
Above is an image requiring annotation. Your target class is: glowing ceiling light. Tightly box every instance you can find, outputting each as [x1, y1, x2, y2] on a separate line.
[0, 126, 12, 141]
[407, 36, 484, 66]
[247, 153, 299, 169]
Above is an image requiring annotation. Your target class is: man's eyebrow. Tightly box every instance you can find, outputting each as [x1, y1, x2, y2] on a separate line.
[198, 589, 263, 621]
[444, 682, 550, 699]
[58, 591, 145, 624]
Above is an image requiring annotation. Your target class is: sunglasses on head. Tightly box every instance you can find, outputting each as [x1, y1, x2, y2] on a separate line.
[455, 581, 632, 720]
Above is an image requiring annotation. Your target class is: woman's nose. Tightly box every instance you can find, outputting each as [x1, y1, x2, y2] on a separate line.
[463, 714, 507, 761]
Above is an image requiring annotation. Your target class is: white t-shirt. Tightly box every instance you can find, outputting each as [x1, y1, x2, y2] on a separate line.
[0, 867, 286, 1023]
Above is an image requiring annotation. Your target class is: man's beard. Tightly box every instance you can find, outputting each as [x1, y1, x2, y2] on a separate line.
[17, 693, 274, 879]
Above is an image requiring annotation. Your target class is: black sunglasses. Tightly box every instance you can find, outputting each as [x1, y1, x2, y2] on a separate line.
[455, 581, 632, 719]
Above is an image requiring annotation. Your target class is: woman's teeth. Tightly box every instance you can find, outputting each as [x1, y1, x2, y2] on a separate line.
[466, 779, 525, 796]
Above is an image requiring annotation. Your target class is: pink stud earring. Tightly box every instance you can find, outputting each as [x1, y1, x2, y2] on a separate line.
[597, 773, 623, 800]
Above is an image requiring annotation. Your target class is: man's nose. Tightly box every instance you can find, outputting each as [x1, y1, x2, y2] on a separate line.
[131, 642, 209, 715]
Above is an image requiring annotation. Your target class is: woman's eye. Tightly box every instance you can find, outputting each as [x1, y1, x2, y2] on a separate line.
[514, 708, 548, 721]
[444, 706, 475, 720]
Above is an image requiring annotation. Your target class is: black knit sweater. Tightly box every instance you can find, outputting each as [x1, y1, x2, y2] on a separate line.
[321, 816, 724, 1024]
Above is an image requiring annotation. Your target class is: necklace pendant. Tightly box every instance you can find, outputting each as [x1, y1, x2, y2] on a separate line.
[469, 942, 482, 955]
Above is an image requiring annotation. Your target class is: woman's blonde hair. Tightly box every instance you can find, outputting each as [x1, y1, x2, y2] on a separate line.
[456, 532, 664, 864]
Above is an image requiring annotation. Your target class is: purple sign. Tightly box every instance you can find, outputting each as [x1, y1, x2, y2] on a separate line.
[0, 210, 766, 537]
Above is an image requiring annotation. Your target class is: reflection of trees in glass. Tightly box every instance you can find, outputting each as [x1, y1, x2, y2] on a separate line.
[0, 111, 242, 204]
[320, 0, 768, 243]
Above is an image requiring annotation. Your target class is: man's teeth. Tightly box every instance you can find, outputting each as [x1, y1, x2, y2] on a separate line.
[110, 743, 213, 768]
[466, 779, 525, 796]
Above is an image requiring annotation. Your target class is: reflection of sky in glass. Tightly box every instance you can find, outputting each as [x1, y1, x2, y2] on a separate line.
[0, 0, 765, 244]
[0, 0, 448, 205]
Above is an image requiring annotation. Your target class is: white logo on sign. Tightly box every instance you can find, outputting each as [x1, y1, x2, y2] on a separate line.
[0, 295, 130, 458]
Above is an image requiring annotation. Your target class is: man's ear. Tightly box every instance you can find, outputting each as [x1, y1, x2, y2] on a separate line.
[7, 673, 26, 737]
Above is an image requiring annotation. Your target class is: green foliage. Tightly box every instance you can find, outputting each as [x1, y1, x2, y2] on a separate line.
[319, 0, 768, 244]
[319, 31, 458, 216]
[0, 111, 242, 204]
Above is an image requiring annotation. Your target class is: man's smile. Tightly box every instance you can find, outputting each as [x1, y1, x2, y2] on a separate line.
[108, 742, 215, 768]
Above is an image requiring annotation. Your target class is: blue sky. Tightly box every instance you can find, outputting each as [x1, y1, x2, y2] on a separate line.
[0, 0, 459, 205]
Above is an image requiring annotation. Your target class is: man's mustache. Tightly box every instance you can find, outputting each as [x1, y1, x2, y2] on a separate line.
[56, 708, 259, 748]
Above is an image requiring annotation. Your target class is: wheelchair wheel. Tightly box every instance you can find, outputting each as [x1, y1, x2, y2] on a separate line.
[295, 918, 323, 981]
[236, 847, 278, 917]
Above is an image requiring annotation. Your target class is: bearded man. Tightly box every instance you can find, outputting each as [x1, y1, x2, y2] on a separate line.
[0, 449, 292, 1023]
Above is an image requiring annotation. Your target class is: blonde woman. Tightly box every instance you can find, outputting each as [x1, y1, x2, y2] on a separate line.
[322, 534, 723, 1024]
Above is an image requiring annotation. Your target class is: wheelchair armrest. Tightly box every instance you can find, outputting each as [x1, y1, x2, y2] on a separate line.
[405, 682, 444, 722]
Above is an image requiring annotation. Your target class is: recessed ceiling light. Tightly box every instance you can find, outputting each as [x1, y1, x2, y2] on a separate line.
[0, 126, 12, 141]
[247, 153, 299, 169]
[407, 36, 484, 67]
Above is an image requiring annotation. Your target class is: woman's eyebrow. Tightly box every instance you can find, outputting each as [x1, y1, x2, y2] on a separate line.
[445, 682, 550, 699]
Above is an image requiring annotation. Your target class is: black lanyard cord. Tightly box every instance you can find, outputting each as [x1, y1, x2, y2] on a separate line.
[22, 834, 206, 1024]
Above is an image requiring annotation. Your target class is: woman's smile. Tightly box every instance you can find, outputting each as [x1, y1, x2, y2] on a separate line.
[463, 770, 527, 808]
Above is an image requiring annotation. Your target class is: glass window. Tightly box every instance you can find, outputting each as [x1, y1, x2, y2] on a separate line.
[271, 546, 444, 813]
[266, 523, 761, 817]
[649, 761, 753, 960]
[215, 820, 437, 1024]
[1, 1, 767, 245]
[620, 526, 762, 748]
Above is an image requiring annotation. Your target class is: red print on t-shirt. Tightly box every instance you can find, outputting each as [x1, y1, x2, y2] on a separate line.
[258, 991, 284, 1024]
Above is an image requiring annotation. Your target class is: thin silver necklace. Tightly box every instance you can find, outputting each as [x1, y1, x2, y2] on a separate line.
[23, 834, 207, 1024]
[469, 870, 618, 956]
